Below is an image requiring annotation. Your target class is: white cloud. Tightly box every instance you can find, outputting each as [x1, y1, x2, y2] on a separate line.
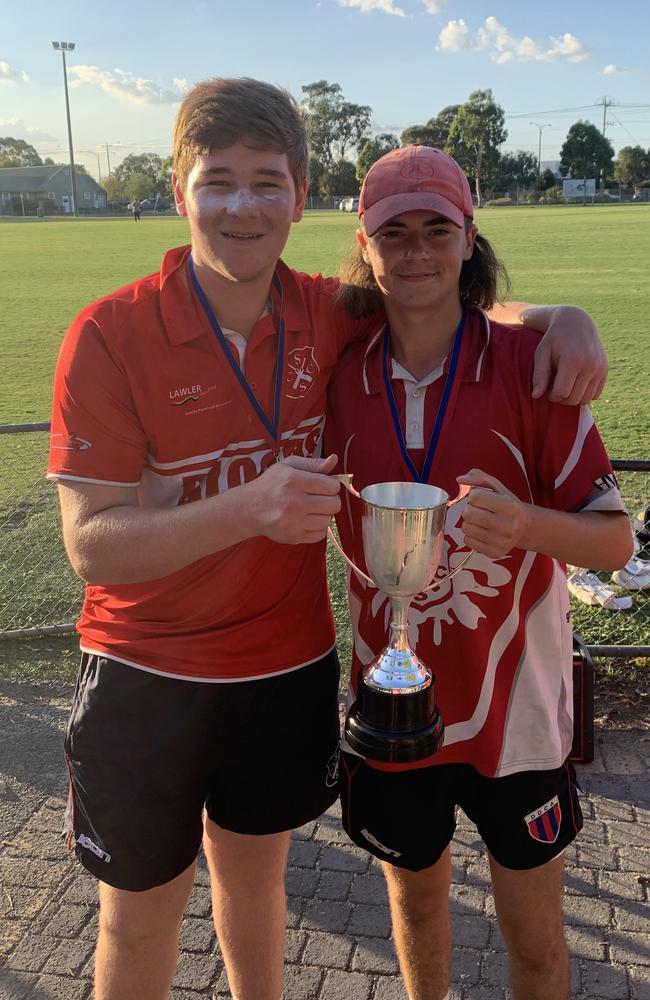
[437, 16, 589, 64]
[603, 64, 625, 76]
[0, 117, 56, 142]
[420, 0, 446, 13]
[68, 65, 188, 105]
[0, 60, 29, 83]
[337, 0, 406, 17]
[173, 77, 191, 95]
[438, 19, 488, 53]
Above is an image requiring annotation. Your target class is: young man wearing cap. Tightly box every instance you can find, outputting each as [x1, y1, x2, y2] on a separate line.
[49, 79, 608, 1000]
[326, 144, 631, 1000]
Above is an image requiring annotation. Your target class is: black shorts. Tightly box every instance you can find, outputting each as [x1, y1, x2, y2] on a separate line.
[340, 753, 583, 872]
[64, 651, 341, 891]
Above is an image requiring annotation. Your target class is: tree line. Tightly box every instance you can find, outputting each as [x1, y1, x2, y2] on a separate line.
[303, 82, 650, 204]
[2, 84, 650, 205]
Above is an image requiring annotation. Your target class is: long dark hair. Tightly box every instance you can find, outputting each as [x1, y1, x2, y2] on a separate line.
[336, 218, 511, 318]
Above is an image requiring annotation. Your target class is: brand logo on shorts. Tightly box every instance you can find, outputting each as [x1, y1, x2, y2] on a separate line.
[325, 746, 340, 788]
[524, 795, 562, 844]
[78, 833, 112, 863]
[361, 828, 402, 858]
[50, 432, 92, 452]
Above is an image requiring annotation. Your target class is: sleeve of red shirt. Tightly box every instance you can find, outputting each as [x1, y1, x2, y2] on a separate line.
[532, 396, 625, 515]
[48, 311, 148, 486]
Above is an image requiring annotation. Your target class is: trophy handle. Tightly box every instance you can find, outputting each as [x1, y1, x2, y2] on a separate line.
[333, 472, 361, 498]
[426, 483, 474, 591]
[328, 473, 374, 584]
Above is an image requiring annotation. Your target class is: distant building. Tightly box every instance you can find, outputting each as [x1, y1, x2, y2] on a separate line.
[0, 165, 106, 215]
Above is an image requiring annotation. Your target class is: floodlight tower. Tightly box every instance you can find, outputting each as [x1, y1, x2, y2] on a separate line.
[52, 41, 78, 216]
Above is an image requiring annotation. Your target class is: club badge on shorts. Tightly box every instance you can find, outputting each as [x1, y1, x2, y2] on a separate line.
[524, 795, 562, 844]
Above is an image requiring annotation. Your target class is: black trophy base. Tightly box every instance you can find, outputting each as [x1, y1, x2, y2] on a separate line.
[345, 680, 445, 764]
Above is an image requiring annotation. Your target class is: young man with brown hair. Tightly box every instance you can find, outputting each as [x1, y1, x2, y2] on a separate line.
[49, 77, 607, 1000]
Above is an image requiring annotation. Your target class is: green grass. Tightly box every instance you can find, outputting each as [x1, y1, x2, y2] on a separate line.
[1, 207, 648, 456]
[0, 207, 648, 681]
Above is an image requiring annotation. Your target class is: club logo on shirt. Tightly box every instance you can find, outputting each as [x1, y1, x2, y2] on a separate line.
[524, 796, 562, 844]
[50, 432, 92, 452]
[286, 346, 320, 399]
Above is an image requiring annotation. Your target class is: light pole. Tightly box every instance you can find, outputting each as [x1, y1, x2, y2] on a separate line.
[530, 122, 551, 179]
[52, 41, 78, 216]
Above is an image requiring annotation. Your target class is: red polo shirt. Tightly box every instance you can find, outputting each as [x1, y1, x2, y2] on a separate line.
[48, 245, 374, 681]
[326, 310, 625, 777]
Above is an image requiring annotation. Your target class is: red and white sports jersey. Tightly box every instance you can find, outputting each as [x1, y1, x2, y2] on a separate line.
[48, 244, 375, 681]
[325, 310, 625, 777]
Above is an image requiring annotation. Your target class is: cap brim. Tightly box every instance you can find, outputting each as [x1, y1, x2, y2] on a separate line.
[361, 192, 465, 236]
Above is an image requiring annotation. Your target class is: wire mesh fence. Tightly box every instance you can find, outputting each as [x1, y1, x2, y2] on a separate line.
[0, 424, 83, 638]
[0, 425, 649, 657]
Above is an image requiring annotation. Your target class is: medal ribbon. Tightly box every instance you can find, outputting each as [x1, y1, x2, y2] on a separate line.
[382, 310, 466, 484]
[188, 256, 285, 443]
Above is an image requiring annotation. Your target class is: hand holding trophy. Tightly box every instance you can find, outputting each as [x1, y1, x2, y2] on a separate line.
[330, 478, 471, 764]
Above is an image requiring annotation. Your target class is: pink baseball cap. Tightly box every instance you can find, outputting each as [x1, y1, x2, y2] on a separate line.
[359, 145, 474, 236]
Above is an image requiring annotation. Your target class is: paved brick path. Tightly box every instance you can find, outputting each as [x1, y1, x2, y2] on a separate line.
[1, 678, 649, 999]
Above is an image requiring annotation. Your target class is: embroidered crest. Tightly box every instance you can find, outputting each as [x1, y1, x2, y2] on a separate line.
[286, 346, 320, 398]
[524, 795, 562, 844]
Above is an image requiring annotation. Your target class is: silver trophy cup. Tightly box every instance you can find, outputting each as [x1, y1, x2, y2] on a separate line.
[331, 479, 471, 763]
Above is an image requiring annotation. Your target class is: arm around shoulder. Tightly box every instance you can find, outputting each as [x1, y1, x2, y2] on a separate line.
[486, 301, 608, 406]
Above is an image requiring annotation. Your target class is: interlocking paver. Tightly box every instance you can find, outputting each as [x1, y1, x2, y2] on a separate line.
[316, 870, 353, 901]
[302, 931, 354, 969]
[351, 936, 398, 974]
[581, 959, 630, 999]
[320, 969, 373, 1000]
[1, 679, 648, 999]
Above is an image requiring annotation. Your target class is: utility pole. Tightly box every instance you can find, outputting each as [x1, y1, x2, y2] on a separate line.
[106, 144, 112, 177]
[597, 96, 614, 137]
[595, 97, 615, 190]
[530, 123, 551, 179]
[96, 153, 102, 185]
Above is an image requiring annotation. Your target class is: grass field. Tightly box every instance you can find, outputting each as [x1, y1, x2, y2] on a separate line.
[0, 207, 648, 681]
[1, 206, 649, 454]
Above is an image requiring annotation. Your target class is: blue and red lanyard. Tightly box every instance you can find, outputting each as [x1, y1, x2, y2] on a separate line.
[188, 256, 285, 444]
[382, 310, 466, 484]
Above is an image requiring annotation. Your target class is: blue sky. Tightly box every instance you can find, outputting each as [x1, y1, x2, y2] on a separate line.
[1, 0, 649, 179]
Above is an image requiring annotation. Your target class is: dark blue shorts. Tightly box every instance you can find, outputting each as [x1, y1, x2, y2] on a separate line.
[64, 650, 341, 890]
[340, 752, 583, 871]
